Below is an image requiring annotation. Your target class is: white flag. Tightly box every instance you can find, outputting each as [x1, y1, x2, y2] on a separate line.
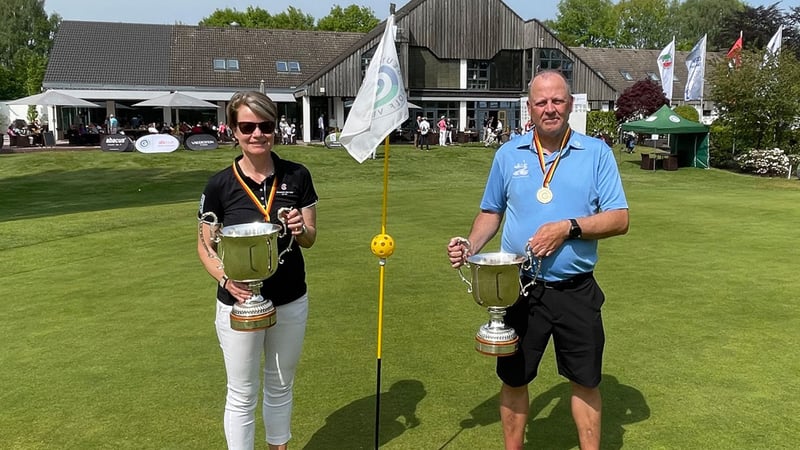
[657, 38, 675, 101]
[763, 25, 783, 65]
[684, 34, 706, 101]
[340, 15, 409, 163]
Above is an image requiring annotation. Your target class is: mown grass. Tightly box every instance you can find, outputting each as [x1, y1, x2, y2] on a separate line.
[1, 143, 798, 449]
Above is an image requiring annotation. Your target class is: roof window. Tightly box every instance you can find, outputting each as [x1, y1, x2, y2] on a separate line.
[277, 60, 301, 73]
[213, 58, 240, 71]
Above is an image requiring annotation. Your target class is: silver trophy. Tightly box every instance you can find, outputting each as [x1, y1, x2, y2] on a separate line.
[199, 210, 294, 331]
[458, 252, 527, 356]
[456, 243, 540, 356]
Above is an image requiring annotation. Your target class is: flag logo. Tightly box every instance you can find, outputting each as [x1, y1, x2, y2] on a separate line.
[659, 54, 673, 68]
[375, 64, 402, 110]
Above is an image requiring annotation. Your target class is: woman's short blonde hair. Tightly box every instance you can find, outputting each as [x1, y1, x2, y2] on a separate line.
[226, 91, 278, 128]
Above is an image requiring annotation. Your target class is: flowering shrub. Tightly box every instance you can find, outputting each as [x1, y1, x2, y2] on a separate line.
[735, 148, 791, 177]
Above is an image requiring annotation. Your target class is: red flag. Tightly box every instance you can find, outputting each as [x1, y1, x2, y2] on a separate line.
[726, 33, 743, 67]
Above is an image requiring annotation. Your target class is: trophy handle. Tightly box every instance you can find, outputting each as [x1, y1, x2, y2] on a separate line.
[199, 211, 224, 270]
[276, 207, 295, 264]
[520, 244, 543, 296]
[454, 237, 473, 293]
[457, 265, 473, 293]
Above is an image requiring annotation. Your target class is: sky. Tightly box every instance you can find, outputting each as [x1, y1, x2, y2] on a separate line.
[43, 0, 794, 26]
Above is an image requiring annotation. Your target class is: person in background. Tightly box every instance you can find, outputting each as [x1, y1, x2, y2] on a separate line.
[197, 91, 318, 450]
[438, 115, 448, 146]
[626, 133, 636, 153]
[317, 113, 325, 142]
[413, 115, 422, 149]
[446, 118, 454, 145]
[279, 116, 291, 145]
[418, 116, 431, 151]
[108, 114, 119, 134]
[446, 70, 629, 450]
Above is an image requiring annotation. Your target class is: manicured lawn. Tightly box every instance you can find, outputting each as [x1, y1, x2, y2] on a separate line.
[1, 143, 798, 449]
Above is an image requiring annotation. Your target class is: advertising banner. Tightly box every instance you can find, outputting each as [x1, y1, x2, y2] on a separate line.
[101, 134, 134, 152]
[135, 134, 180, 153]
[185, 134, 219, 150]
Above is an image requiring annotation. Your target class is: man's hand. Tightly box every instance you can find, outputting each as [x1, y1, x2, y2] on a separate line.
[526, 220, 570, 258]
[447, 237, 471, 268]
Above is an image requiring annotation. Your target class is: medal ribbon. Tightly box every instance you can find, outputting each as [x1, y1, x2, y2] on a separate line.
[232, 161, 278, 222]
[534, 127, 572, 189]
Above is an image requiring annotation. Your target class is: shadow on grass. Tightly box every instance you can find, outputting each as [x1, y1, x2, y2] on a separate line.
[304, 379, 426, 449]
[439, 374, 649, 449]
[0, 167, 216, 222]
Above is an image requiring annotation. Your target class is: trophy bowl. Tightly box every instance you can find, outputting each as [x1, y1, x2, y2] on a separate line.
[458, 252, 528, 356]
[218, 222, 283, 331]
[200, 212, 294, 332]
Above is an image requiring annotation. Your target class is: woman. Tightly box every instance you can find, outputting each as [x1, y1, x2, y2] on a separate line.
[197, 91, 318, 450]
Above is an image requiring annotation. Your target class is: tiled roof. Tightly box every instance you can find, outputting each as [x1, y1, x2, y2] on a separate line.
[169, 25, 364, 90]
[44, 21, 171, 88]
[569, 47, 721, 99]
[44, 21, 363, 91]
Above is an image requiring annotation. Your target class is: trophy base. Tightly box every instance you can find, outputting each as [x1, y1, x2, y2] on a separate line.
[230, 297, 277, 331]
[230, 310, 276, 331]
[475, 335, 519, 357]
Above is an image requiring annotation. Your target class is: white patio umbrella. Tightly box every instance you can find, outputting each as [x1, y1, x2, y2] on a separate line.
[8, 90, 100, 107]
[132, 92, 220, 125]
[7, 91, 100, 146]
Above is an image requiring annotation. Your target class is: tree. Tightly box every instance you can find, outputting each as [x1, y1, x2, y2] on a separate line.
[613, 0, 677, 49]
[708, 49, 800, 150]
[200, 5, 377, 33]
[0, 0, 60, 99]
[271, 7, 315, 30]
[673, 104, 700, 122]
[672, 0, 745, 51]
[714, 3, 796, 55]
[587, 110, 618, 139]
[200, 7, 275, 28]
[547, 0, 616, 47]
[317, 5, 379, 33]
[614, 79, 669, 123]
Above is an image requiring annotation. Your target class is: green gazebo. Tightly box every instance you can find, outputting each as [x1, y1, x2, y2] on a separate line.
[621, 105, 710, 168]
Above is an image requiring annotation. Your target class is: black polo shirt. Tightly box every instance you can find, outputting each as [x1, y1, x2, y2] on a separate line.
[199, 152, 318, 306]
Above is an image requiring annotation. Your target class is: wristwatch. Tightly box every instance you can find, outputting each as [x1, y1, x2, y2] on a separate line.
[568, 218, 582, 239]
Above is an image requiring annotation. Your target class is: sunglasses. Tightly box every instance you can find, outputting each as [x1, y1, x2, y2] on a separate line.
[237, 120, 276, 135]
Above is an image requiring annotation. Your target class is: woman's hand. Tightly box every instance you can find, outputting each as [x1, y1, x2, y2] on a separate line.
[224, 279, 253, 304]
[279, 207, 307, 236]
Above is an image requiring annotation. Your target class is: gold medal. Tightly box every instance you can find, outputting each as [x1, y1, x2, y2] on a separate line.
[533, 128, 571, 206]
[536, 187, 552, 204]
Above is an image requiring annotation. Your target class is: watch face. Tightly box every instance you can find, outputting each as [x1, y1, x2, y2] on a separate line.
[569, 220, 581, 238]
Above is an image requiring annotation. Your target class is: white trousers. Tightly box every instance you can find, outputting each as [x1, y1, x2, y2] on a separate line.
[215, 294, 308, 449]
[439, 130, 447, 146]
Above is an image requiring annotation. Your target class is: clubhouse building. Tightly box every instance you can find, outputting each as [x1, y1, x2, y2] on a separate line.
[35, 0, 712, 142]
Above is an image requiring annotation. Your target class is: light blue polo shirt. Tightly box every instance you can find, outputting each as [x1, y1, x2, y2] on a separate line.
[480, 130, 628, 281]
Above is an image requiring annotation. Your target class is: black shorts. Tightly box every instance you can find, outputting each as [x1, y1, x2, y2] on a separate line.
[496, 273, 605, 388]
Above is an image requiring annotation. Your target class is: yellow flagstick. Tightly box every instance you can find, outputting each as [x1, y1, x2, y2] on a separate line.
[369, 136, 394, 449]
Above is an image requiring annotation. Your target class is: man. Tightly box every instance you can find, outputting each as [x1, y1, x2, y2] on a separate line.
[447, 70, 629, 450]
[414, 115, 422, 148]
[318, 113, 325, 142]
[418, 116, 431, 150]
[108, 114, 118, 134]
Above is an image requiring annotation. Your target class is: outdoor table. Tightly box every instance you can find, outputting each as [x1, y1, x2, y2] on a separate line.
[649, 149, 672, 171]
